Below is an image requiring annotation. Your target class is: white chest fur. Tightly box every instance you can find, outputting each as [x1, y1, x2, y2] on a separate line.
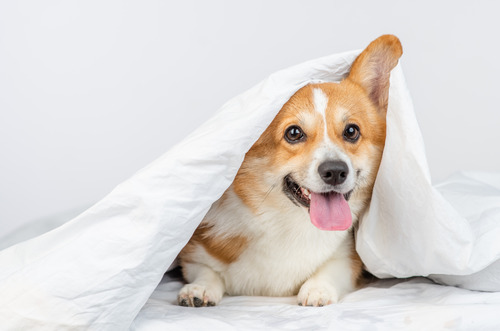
[198, 187, 354, 297]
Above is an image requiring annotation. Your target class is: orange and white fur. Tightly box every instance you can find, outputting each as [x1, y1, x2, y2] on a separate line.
[178, 35, 403, 307]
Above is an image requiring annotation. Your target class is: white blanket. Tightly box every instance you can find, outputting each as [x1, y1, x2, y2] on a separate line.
[131, 269, 500, 330]
[1, 49, 499, 330]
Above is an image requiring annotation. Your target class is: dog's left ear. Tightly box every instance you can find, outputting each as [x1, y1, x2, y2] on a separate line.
[347, 35, 403, 112]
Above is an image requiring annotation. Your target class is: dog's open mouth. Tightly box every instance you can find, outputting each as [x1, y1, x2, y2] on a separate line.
[283, 175, 352, 208]
[284, 175, 312, 208]
[283, 175, 353, 231]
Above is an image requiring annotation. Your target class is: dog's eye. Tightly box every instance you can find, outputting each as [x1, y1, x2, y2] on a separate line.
[284, 125, 306, 143]
[343, 124, 360, 142]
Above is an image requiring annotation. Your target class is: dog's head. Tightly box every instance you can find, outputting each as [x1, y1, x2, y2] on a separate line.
[235, 35, 403, 231]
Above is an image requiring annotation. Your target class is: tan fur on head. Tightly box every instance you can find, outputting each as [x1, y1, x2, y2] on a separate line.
[178, 35, 403, 308]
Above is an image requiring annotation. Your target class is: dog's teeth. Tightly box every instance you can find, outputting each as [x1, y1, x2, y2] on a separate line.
[308, 193, 311, 199]
[302, 188, 310, 195]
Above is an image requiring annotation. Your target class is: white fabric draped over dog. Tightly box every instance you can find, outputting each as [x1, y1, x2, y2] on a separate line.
[1, 49, 500, 330]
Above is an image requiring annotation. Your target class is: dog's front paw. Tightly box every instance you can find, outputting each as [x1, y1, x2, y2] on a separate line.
[178, 283, 222, 307]
[297, 280, 339, 307]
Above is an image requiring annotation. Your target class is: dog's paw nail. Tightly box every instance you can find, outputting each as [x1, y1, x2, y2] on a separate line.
[193, 297, 204, 307]
[297, 282, 339, 307]
[178, 283, 222, 307]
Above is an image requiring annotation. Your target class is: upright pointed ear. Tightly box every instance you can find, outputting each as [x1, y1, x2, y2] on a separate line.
[347, 35, 403, 112]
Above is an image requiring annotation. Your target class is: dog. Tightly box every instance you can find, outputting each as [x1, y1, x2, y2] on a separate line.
[178, 35, 402, 307]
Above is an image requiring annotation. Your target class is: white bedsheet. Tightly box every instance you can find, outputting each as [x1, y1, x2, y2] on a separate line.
[131, 270, 500, 330]
[1, 47, 499, 330]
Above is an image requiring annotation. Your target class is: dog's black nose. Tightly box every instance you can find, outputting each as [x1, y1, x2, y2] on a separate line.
[318, 161, 349, 186]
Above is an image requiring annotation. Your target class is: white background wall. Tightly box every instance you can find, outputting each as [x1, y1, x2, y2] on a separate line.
[1, 1, 499, 237]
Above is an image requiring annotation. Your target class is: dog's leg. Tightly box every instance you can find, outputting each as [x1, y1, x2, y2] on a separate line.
[178, 263, 225, 307]
[297, 255, 356, 307]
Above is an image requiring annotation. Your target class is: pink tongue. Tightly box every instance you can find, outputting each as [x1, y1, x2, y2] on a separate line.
[309, 192, 352, 231]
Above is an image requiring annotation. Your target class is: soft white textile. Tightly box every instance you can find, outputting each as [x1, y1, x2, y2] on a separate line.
[428, 171, 500, 291]
[1, 49, 499, 330]
[131, 270, 500, 330]
[357, 69, 500, 286]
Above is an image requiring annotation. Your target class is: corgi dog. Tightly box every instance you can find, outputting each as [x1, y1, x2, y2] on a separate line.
[178, 35, 403, 307]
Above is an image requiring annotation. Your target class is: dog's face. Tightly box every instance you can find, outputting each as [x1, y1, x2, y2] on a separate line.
[272, 81, 386, 230]
[234, 35, 402, 231]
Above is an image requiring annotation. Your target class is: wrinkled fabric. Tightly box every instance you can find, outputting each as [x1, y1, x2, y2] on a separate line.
[357, 68, 500, 286]
[0, 48, 499, 330]
[130, 271, 500, 330]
